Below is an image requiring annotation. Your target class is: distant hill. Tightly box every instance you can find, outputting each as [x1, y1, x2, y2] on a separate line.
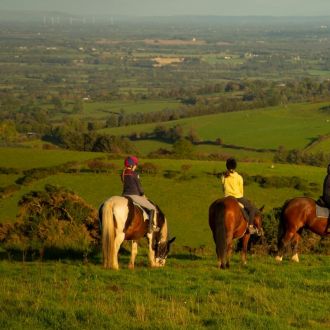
[0, 10, 74, 23]
[1, 10, 329, 26]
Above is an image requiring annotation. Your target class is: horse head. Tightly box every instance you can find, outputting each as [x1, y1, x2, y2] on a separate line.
[254, 205, 265, 236]
[154, 236, 176, 266]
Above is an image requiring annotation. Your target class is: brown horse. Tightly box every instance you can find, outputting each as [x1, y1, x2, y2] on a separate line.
[100, 196, 175, 270]
[209, 196, 264, 269]
[276, 197, 329, 263]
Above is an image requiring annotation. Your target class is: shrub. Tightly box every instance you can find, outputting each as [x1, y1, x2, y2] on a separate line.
[140, 162, 160, 175]
[0, 185, 99, 260]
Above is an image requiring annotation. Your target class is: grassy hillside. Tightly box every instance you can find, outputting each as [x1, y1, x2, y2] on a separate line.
[0, 148, 326, 248]
[306, 135, 330, 153]
[100, 102, 330, 151]
[0, 148, 105, 170]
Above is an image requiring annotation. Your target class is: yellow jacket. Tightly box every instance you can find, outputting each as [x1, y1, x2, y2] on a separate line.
[221, 171, 244, 198]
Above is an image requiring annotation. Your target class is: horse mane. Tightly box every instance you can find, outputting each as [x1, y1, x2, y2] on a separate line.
[152, 204, 168, 243]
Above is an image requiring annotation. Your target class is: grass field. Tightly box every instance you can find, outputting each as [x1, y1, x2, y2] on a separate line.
[0, 113, 329, 329]
[79, 100, 181, 117]
[0, 148, 104, 170]
[99, 102, 330, 152]
[306, 136, 330, 153]
[0, 255, 329, 329]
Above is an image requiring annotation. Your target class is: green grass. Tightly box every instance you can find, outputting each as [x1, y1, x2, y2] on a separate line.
[0, 255, 329, 329]
[99, 102, 330, 151]
[307, 135, 330, 153]
[83, 100, 181, 115]
[0, 148, 104, 170]
[133, 140, 172, 155]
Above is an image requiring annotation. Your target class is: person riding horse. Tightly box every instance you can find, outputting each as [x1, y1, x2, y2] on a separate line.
[121, 156, 158, 233]
[221, 157, 258, 234]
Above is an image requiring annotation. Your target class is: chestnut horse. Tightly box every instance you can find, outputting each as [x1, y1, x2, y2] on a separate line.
[276, 197, 329, 263]
[209, 196, 264, 269]
[99, 196, 175, 270]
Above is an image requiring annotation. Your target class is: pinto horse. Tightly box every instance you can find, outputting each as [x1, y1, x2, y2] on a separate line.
[99, 196, 175, 270]
[276, 197, 329, 263]
[209, 196, 264, 269]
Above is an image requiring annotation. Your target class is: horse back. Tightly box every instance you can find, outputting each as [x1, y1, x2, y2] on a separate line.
[122, 197, 148, 240]
[210, 197, 249, 240]
[281, 197, 316, 227]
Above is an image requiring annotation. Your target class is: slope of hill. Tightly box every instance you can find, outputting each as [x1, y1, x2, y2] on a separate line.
[99, 102, 330, 153]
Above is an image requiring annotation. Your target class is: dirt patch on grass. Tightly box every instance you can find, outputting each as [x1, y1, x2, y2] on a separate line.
[152, 56, 185, 67]
[144, 38, 206, 46]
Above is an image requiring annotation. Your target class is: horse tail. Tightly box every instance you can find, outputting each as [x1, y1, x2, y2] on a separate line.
[102, 199, 116, 269]
[215, 201, 227, 264]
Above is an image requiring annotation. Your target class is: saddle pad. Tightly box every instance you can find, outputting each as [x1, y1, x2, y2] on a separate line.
[132, 202, 148, 221]
[316, 205, 329, 218]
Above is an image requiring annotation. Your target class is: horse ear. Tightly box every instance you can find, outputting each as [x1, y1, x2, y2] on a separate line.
[259, 205, 265, 212]
[168, 237, 176, 244]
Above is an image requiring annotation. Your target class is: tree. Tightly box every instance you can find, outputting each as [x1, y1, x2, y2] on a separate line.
[0, 121, 18, 144]
[172, 138, 194, 158]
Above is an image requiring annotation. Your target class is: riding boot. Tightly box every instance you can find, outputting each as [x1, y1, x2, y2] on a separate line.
[148, 210, 155, 233]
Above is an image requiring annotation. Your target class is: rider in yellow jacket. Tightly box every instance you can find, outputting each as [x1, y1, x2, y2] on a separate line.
[221, 158, 257, 234]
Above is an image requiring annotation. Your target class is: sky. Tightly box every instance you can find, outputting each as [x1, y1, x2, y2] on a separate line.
[1, 0, 330, 17]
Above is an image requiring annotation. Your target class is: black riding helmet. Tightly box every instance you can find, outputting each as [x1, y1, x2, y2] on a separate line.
[226, 157, 237, 171]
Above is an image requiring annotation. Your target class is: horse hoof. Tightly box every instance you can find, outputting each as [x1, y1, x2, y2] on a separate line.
[128, 264, 134, 270]
[275, 256, 283, 262]
[291, 254, 299, 263]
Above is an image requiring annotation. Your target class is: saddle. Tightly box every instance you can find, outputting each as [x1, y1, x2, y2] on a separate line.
[315, 198, 330, 218]
[124, 196, 149, 221]
[315, 204, 330, 218]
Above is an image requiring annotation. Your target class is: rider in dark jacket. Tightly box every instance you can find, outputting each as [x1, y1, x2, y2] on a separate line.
[322, 163, 330, 208]
[121, 156, 157, 233]
[122, 165, 144, 196]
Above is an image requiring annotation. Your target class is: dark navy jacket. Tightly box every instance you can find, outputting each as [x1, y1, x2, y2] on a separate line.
[121, 168, 144, 196]
[322, 164, 330, 205]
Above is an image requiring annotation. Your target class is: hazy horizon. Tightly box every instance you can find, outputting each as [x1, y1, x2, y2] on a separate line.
[1, 0, 330, 17]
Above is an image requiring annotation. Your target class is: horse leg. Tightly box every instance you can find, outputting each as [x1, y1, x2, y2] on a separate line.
[147, 232, 157, 267]
[291, 233, 301, 262]
[128, 240, 138, 269]
[216, 246, 226, 269]
[112, 232, 125, 270]
[215, 231, 226, 269]
[225, 239, 233, 268]
[241, 235, 250, 265]
[275, 230, 295, 262]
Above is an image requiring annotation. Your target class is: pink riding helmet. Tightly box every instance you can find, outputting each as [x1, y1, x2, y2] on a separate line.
[124, 156, 139, 167]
